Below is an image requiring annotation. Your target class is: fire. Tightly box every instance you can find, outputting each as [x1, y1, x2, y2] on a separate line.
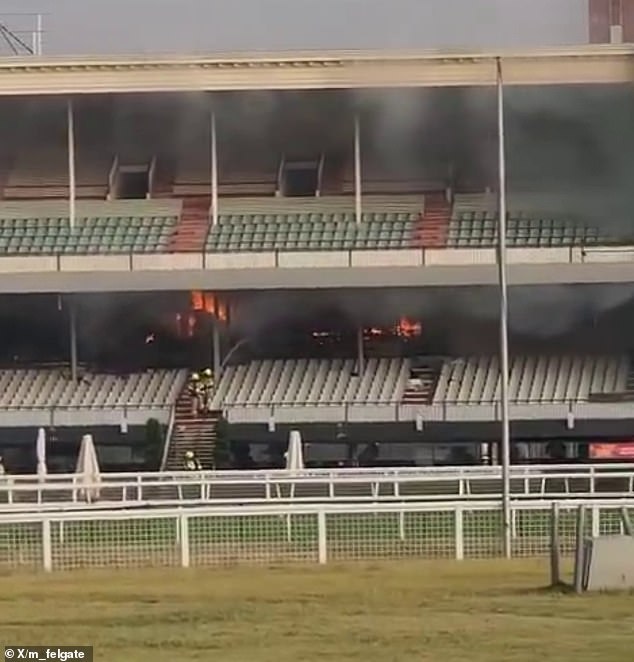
[310, 320, 422, 343]
[396, 317, 422, 338]
[191, 291, 228, 322]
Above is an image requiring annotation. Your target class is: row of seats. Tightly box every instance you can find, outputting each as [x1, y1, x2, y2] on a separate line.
[0, 357, 628, 411]
[211, 358, 410, 407]
[433, 355, 629, 404]
[206, 212, 418, 251]
[0, 368, 186, 409]
[449, 193, 619, 248]
[211, 355, 632, 408]
[205, 195, 423, 252]
[0, 192, 625, 254]
[0, 200, 180, 255]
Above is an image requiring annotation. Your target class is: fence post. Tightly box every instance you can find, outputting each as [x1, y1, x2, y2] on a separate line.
[573, 505, 586, 594]
[591, 505, 600, 538]
[317, 510, 327, 564]
[549, 502, 561, 587]
[179, 514, 190, 568]
[42, 518, 52, 572]
[621, 507, 633, 536]
[455, 506, 464, 560]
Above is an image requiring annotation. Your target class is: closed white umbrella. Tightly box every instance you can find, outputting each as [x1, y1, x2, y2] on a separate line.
[36, 427, 47, 479]
[75, 434, 101, 502]
[285, 429, 305, 472]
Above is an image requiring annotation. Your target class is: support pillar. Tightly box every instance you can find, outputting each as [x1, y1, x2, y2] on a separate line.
[67, 99, 76, 231]
[212, 321, 221, 379]
[356, 327, 364, 375]
[354, 115, 362, 223]
[69, 300, 78, 382]
[210, 110, 218, 226]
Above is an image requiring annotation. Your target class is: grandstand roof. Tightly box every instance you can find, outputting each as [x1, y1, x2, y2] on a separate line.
[0, 44, 633, 95]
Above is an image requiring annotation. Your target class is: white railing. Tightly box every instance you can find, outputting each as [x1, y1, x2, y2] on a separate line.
[2, 464, 634, 512]
[1, 498, 632, 573]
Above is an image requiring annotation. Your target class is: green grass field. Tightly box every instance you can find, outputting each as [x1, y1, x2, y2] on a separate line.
[1, 560, 633, 662]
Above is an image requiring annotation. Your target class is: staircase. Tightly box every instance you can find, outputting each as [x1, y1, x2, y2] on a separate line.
[412, 192, 452, 248]
[402, 365, 440, 405]
[167, 196, 211, 252]
[164, 390, 219, 470]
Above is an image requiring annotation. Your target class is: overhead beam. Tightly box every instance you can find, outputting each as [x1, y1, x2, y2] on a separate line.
[0, 47, 633, 95]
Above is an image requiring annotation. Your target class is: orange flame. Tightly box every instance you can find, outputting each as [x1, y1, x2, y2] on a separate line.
[396, 317, 422, 337]
[191, 291, 228, 322]
[191, 291, 204, 311]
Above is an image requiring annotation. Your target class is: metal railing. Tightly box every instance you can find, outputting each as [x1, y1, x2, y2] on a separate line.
[3, 464, 634, 513]
[1, 498, 633, 572]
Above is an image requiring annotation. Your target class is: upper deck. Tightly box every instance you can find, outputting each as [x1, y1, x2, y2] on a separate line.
[0, 45, 634, 95]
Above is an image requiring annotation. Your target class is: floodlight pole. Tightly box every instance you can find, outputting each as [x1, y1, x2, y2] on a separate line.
[67, 99, 76, 232]
[354, 114, 362, 223]
[210, 110, 218, 226]
[496, 57, 512, 559]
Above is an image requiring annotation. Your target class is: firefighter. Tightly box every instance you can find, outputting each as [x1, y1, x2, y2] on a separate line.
[184, 450, 202, 471]
[188, 372, 203, 415]
[201, 368, 214, 412]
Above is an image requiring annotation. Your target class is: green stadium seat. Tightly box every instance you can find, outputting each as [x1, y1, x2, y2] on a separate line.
[206, 205, 420, 253]
[0, 201, 179, 255]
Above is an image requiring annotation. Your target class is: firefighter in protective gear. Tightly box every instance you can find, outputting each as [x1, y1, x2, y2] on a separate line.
[188, 372, 203, 415]
[184, 450, 202, 471]
[201, 368, 214, 412]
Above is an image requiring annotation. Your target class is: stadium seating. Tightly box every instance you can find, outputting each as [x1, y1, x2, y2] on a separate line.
[448, 193, 614, 247]
[0, 200, 180, 254]
[211, 358, 409, 407]
[211, 354, 632, 410]
[0, 367, 185, 409]
[432, 354, 629, 404]
[205, 196, 423, 252]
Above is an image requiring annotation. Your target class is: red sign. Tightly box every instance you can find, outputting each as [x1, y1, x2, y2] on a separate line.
[589, 442, 634, 460]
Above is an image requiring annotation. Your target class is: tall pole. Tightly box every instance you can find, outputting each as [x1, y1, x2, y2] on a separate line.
[497, 57, 512, 559]
[69, 301, 78, 383]
[210, 110, 218, 226]
[354, 114, 362, 223]
[356, 327, 365, 375]
[67, 99, 76, 232]
[212, 322, 221, 378]
[37, 13, 43, 55]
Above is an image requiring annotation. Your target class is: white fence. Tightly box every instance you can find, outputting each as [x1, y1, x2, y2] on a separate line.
[1, 499, 633, 573]
[2, 464, 634, 512]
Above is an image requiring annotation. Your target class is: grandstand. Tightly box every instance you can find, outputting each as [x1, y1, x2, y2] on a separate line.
[0, 48, 632, 474]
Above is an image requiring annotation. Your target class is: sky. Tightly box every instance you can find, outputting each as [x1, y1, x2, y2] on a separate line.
[0, 0, 589, 57]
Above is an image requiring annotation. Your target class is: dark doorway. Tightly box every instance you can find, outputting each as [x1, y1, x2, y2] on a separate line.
[118, 169, 149, 199]
[283, 162, 318, 197]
